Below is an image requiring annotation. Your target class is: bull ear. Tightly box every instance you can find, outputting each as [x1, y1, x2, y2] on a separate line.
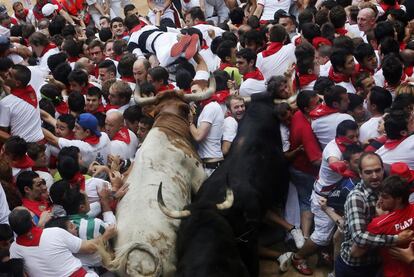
[157, 182, 191, 218]
[134, 83, 157, 106]
[216, 188, 234, 210]
[183, 75, 216, 102]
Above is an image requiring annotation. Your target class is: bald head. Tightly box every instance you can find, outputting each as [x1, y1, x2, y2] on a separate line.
[358, 8, 376, 33]
[133, 58, 150, 85]
[105, 110, 124, 139]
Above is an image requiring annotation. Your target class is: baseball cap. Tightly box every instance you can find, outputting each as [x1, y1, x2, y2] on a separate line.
[42, 3, 58, 17]
[390, 162, 414, 184]
[77, 113, 101, 137]
[0, 35, 11, 52]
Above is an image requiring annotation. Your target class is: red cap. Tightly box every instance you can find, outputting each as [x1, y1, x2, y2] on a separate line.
[390, 162, 414, 183]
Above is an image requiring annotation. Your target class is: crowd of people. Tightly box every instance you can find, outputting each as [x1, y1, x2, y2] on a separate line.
[0, 0, 413, 276]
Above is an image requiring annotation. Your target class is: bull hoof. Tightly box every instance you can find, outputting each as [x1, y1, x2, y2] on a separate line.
[126, 246, 163, 277]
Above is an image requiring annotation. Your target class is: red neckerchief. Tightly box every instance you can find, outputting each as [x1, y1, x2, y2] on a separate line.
[69, 171, 86, 191]
[201, 89, 229, 107]
[55, 101, 68, 115]
[40, 43, 57, 57]
[67, 56, 79, 63]
[243, 68, 264, 80]
[379, 2, 400, 12]
[201, 39, 209, 50]
[400, 42, 406, 50]
[309, 103, 339, 120]
[15, 9, 29, 20]
[11, 85, 37, 108]
[312, 36, 332, 49]
[335, 136, 355, 153]
[384, 136, 407, 150]
[219, 62, 233, 71]
[129, 21, 147, 34]
[22, 198, 50, 218]
[405, 66, 413, 77]
[261, 42, 283, 58]
[355, 63, 374, 75]
[294, 36, 302, 46]
[335, 28, 348, 36]
[16, 226, 43, 247]
[94, 64, 99, 78]
[328, 66, 350, 83]
[32, 166, 49, 173]
[105, 104, 120, 111]
[158, 83, 175, 93]
[112, 127, 131, 144]
[83, 135, 99, 145]
[121, 76, 135, 83]
[196, 21, 209, 25]
[11, 155, 35, 169]
[364, 135, 387, 152]
[298, 73, 317, 87]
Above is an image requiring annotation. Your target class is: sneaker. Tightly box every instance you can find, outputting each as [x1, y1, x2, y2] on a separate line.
[327, 272, 335, 277]
[170, 35, 192, 57]
[184, 34, 199, 60]
[277, 252, 293, 272]
[290, 227, 305, 249]
[292, 255, 313, 275]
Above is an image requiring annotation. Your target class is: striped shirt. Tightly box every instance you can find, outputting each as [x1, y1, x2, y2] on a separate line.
[69, 214, 106, 240]
[340, 181, 398, 266]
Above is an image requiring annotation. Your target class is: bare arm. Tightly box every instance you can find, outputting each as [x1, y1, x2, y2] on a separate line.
[222, 141, 232, 156]
[147, 0, 157, 12]
[193, 53, 208, 73]
[40, 109, 57, 127]
[0, 128, 10, 143]
[190, 122, 211, 142]
[58, 9, 75, 25]
[253, 4, 263, 19]
[78, 225, 117, 254]
[42, 128, 59, 147]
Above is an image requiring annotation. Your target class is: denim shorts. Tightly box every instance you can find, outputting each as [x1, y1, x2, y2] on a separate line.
[289, 167, 315, 211]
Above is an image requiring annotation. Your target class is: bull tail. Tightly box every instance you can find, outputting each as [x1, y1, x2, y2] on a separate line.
[102, 241, 163, 277]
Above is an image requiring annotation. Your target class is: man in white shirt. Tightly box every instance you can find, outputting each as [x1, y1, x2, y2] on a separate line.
[222, 95, 245, 156]
[310, 86, 354, 149]
[328, 48, 356, 93]
[28, 32, 60, 73]
[12, 2, 36, 26]
[359, 86, 392, 144]
[190, 98, 224, 176]
[357, 7, 377, 42]
[108, 81, 133, 113]
[9, 207, 116, 277]
[0, 64, 44, 143]
[256, 24, 296, 81]
[105, 110, 138, 160]
[236, 48, 267, 97]
[254, 0, 292, 21]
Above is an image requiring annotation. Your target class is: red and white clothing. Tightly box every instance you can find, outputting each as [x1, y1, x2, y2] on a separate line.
[239, 68, 267, 97]
[193, 23, 225, 48]
[12, 9, 36, 26]
[10, 227, 98, 277]
[256, 42, 296, 81]
[295, 73, 318, 92]
[359, 116, 382, 144]
[310, 104, 354, 149]
[109, 127, 139, 160]
[38, 43, 60, 73]
[328, 67, 356, 93]
[376, 135, 414, 169]
[58, 133, 110, 167]
[0, 88, 44, 143]
[367, 204, 414, 277]
[257, 0, 291, 20]
[11, 154, 35, 178]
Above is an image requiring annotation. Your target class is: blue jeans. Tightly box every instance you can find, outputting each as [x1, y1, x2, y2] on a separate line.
[289, 167, 315, 211]
[335, 256, 379, 277]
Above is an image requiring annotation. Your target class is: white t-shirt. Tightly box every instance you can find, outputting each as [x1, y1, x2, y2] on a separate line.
[193, 24, 225, 48]
[0, 183, 10, 224]
[0, 94, 44, 143]
[10, 227, 83, 277]
[109, 129, 139, 160]
[58, 133, 110, 167]
[256, 43, 296, 81]
[257, 0, 291, 20]
[376, 135, 414, 169]
[315, 139, 343, 193]
[239, 78, 267, 97]
[38, 47, 60, 73]
[319, 61, 331, 77]
[222, 116, 238, 143]
[311, 112, 355, 149]
[197, 101, 224, 159]
[374, 68, 385, 87]
[359, 116, 381, 144]
[336, 81, 356, 94]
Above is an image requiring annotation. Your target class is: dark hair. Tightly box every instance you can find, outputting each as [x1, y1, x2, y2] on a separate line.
[61, 187, 86, 215]
[297, 90, 318, 113]
[343, 144, 363, 162]
[347, 93, 364, 112]
[118, 53, 136, 77]
[29, 32, 49, 47]
[110, 17, 123, 29]
[243, 29, 264, 49]
[247, 15, 260, 29]
[187, 7, 205, 22]
[124, 14, 141, 31]
[99, 28, 113, 42]
[380, 175, 410, 205]
[47, 52, 68, 72]
[298, 8, 314, 30]
[392, 93, 414, 111]
[53, 63, 72, 86]
[0, 224, 13, 241]
[48, 15, 66, 36]
[98, 59, 117, 76]
[213, 70, 229, 91]
[267, 76, 288, 99]
[148, 66, 169, 84]
[49, 180, 70, 205]
[57, 114, 76, 130]
[324, 85, 347, 108]
[329, 5, 347, 28]
[269, 24, 288, 43]
[354, 43, 375, 65]
[320, 22, 335, 41]
[0, 57, 13, 72]
[67, 91, 85, 114]
[27, 143, 46, 161]
[139, 116, 154, 127]
[175, 69, 193, 90]
[4, 136, 27, 159]
[12, 64, 31, 87]
[62, 38, 81, 58]
[86, 85, 102, 99]
[382, 54, 403, 86]
[216, 40, 237, 62]
[210, 36, 223, 55]
[9, 208, 32, 235]
[315, 9, 329, 27]
[57, 155, 79, 180]
[336, 119, 358, 137]
[301, 23, 321, 42]
[374, 21, 395, 43]
[369, 86, 392, 114]
[384, 109, 410, 139]
[333, 35, 354, 52]
[123, 4, 136, 16]
[44, 216, 71, 229]
[330, 48, 352, 72]
[10, 25, 22, 37]
[236, 48, 257, 65]
[295, 42, 315, 74]
[112, 39, 127, 56]
[313, 77, 334, 96]
[123, 105, 142, 123]
[140, 81, 156, 97]
[393, 20, 405, 43]
[16, 171, 39, 196]
[68, 69, 88, 88]
[380, 37, 400, 56]
[229, 7, 244, 25]
[222, 32, 238, 44]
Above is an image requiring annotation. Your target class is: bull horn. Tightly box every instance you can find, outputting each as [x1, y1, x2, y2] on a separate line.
[134, 83, 157, 106]
[157, 182, 191, 218]
[183, 76, 216, 102]
[216, 188, 234, 210]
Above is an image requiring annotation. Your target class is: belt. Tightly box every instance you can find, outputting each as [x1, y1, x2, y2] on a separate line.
[313, 181, 337, 197]
[203, 161, 222, 169]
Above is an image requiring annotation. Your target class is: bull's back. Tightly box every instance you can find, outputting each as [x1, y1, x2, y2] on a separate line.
[113, 128, 206, 276]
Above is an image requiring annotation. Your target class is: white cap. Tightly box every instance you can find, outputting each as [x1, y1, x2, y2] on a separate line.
[42, 3, 58, 17]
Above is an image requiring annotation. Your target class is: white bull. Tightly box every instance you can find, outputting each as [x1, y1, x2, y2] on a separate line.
[104, 81, 215, 276]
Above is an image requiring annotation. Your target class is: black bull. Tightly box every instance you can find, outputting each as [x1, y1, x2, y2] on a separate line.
[175, 93, 290, 276]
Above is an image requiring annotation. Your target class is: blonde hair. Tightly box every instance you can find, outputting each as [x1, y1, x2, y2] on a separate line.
[395, 83, 414, 97]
